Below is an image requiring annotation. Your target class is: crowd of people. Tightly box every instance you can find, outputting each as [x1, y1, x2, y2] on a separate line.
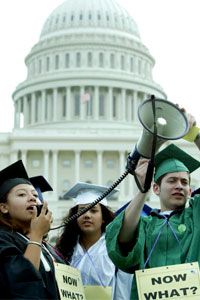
[1, 109, 200, 299]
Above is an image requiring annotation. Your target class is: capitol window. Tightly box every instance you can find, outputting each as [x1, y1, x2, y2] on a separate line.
[99, 53, 104, 68]
[138, 59, 142, 74]
[99, 94, 105, 117]
[35, 97, 40, 122]
[38, 59, 42, 74]
[32, 159, 40, 168]
[106, 159, 115, 168]
[74, 94, 80, 116]
[65, 53, 69, 68]
[62, 95, 67, 117]
[113, 96, 117, 118]
[130, 57, 134, 72]
[110, 54, 115, 69]
[87, 52, 92, 67]
[46, 57, 50, 72]
[55, 55, 59, 69]
[84, 160, 93, 168]
[31, 60, 35, 75]
[76, 52, 81, 67]
[62, 159, 71, 167]
[121, 55, 125, 70]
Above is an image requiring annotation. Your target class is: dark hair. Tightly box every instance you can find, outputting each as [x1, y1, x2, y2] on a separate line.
[0, 194, 15, 229]
[0, 193, 26, 233]
[55, 204, 115, 263]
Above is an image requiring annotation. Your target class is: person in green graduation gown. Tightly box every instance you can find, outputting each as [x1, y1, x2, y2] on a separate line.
[105, 128, 200, 299]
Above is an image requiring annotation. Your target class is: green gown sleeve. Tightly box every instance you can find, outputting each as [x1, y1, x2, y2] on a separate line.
[105, 211, 147, 272]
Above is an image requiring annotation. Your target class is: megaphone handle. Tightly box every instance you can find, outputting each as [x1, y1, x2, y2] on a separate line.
[144, 160, 154, 191]
[126, 148, 141, 175]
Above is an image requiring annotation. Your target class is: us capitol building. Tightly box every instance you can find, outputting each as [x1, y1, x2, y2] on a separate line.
[0, 0, 199, 233]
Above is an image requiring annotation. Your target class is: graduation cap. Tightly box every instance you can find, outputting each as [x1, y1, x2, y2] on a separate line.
[154, 143, 200, 182]
[0, 160, 31, 199]
[30, 176, 53, 201]
[62, 182, 119, 206]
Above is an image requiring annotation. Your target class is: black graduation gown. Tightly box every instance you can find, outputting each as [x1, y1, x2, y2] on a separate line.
[0, 226, 60, 299]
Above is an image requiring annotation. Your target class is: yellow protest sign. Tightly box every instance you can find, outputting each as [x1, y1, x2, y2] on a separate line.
[84, 285, 112, 300]
[54, 263, 86, 300]
[136, 262, 200, 299]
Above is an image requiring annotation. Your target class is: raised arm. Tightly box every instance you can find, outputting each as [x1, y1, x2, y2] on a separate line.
[118, 158, 150, 244]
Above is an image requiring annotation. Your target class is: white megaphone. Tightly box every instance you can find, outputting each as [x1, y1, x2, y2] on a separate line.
[127, 96, 189, 173]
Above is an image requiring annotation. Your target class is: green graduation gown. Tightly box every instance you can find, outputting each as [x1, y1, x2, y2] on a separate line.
[105, 196, 200, 300]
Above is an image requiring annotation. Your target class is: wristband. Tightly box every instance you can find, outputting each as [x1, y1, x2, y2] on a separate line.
[28, 241, 42, 247]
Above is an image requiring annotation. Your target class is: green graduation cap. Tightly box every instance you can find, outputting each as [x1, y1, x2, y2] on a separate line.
[154, 143, 200, 182]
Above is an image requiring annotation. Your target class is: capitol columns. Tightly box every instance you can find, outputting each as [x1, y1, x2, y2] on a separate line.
[21, 150, 27, 167]
[14, 99, 20, 128]
[52, 150, 58, 200]
[127, 94, 132, 122]
[94, 86, 99, 120]
[75, 150, 80, 182]
[80, 86, 85, 120]
[66, 86, 71, 120]
[31, 92, 36, 125]
[23, 95, 28, 127]
[121, 88, 126, 122]
[133, 90, 138, 122]
[119, 150, 125, 198]
[41, 90, 46, 123]
[97, 150, 103, 185]
[53, 88, 57, 122]
[108, 87, 113, 121]
[43, 150, 49, 180]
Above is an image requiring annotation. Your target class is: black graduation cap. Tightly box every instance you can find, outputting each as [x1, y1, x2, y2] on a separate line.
[30, 176, 53, 201]
[0, 160, 30, 199]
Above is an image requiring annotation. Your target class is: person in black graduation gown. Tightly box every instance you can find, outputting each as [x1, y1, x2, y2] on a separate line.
[0, 160, 60, 299]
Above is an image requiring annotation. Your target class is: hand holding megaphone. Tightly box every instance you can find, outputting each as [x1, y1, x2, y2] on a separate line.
[179, 107, 200, 143]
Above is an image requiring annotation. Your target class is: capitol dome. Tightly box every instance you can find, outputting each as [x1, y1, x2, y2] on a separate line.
[40, 0, 140, 41]
[13, 0, 166, 132]
[11, 0, 168, 216]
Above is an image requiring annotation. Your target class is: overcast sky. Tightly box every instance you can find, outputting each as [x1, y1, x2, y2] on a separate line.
[0, 0, 200, 132]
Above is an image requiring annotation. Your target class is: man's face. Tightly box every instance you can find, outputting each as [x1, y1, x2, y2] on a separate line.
[153, 172, 191, 211]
